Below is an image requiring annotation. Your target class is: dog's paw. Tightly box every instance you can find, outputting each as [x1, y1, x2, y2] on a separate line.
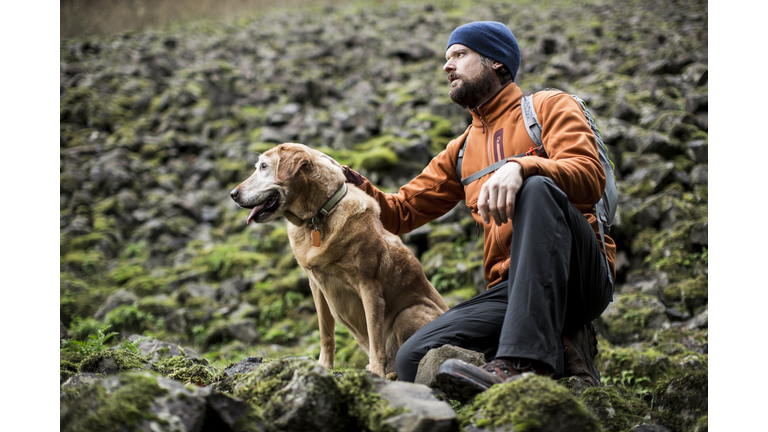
[385, 372, 398, 381]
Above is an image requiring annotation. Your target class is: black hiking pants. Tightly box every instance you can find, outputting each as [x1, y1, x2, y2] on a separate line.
[396, 176, 613, 382]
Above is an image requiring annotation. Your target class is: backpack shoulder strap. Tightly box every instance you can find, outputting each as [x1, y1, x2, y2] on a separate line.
[521, 94, 543, 148]
[455, 135, 468, 181]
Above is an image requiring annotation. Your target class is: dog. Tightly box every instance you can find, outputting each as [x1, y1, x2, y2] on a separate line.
[230, 143, 448, 378]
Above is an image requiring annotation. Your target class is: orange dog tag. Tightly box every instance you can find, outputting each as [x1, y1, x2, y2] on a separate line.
[311, 229, 321, 247]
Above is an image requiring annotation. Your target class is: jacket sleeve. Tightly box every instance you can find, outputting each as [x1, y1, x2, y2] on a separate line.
[511, 92, 606, 207]
[344, 138, 466, 235]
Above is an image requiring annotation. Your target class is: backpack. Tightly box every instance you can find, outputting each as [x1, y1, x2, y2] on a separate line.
[455, 89, 618, 287]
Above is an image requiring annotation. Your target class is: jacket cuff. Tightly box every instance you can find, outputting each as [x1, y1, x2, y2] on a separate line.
[343, 166, 365, 186]
[506, 158, 526, 179]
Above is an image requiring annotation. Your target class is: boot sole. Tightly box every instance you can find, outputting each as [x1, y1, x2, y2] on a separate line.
[435, 371, 490, 403]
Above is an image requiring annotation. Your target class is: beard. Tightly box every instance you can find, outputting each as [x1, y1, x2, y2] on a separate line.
[448, 65, 497, 109]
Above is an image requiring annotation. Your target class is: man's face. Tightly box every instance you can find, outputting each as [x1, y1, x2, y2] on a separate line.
[444, 44, 498, 109]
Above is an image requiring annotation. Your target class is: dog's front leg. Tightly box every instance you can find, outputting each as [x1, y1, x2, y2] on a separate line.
[359, 282, 387, 377]
[311, 283, 336, 370]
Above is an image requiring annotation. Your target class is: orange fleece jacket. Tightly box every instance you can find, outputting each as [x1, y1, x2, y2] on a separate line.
[354, 82, 616, 289]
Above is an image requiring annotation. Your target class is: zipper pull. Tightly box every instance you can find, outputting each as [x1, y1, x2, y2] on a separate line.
[476, 222, 480, 238]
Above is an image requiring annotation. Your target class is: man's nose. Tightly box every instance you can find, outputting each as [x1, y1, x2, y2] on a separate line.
[443, 60, 455, 73]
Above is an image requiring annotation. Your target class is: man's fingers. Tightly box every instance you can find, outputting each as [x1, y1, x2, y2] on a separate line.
[495, 188, 508, 225]
[487, 187, 500, 225]
[477, 186, 490, 224]
[506, 192, 516, 224]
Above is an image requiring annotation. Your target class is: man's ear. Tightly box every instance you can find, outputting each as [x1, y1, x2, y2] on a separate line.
[275, 145, 313, 182]
[492, 61, 503, 70]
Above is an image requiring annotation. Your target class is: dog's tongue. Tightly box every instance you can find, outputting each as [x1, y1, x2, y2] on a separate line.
[246, 204, 265, 224]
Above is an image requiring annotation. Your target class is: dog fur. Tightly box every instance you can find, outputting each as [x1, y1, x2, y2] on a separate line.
[230, 143, 448, 377]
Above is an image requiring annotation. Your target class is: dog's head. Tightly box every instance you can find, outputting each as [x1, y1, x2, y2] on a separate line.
[230, 143, 344, 224]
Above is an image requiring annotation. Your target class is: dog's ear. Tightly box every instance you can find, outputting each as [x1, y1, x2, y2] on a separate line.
[275, 145, 313, 182]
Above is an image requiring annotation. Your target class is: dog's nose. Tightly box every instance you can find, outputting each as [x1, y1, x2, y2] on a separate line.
[230, 188, 239, 201]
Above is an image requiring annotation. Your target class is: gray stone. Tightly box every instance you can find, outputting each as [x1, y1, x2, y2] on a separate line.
[687, 308, 708, 330]
[179, 283, 217, 303]
[690, 221, 708, 246]
[224, 356, 263, 377]
[414, 344, 486, 386]
[690, 165, 708, 185]
[125, 335, 201, 363]
[376, 381, 458, 432]
[685, 140, 707, 164]
[61, 373, 102, 390]
[629, 424, 670, 431]
[164, 309, 189, 334]
[227, 319, 260, 344]
[681, 63, 708, 86]
[94, 289, 138, 320]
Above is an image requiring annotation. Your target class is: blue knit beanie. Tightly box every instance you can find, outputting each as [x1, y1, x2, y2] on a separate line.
[447, 21, 520, 81]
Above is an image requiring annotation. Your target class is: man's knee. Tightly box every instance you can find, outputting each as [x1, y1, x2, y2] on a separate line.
[395, 337, 421, 382]
[517, 176, 566, 213]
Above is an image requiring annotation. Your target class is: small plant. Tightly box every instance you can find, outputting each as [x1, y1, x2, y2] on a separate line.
[602, 369, 653, 395]
[117, 336, 148, 355]
[61, 325, 118, 356]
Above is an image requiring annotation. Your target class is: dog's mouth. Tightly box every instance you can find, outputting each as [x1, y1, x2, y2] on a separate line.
[246, 191, 281, 224]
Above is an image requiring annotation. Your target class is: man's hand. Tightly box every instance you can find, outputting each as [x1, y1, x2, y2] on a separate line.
[477, 161, 524, 226]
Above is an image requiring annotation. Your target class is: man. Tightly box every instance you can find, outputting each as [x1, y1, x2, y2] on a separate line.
[342, 21, 615, 401]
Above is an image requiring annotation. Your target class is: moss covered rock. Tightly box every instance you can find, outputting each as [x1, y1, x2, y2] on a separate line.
[233, 356, 350, 432]
[580, 385, 651, 432]
[337, 370, 407, 432]
[652, 372, 707, 432]
[60, 371, 205, 432]
[78, 350, 151, 375]
[459, 374, 602, 432]
[599, 293, 669, 344]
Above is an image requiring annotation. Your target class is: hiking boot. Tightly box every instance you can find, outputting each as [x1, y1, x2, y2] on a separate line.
[435, 357, 550, 403]
[562, 322, 601, 387]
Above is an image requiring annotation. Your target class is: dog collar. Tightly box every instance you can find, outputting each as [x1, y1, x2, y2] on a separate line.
[310, 182, 348, 247]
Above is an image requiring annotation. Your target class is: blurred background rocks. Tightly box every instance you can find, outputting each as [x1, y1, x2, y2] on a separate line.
[60, 1, 707, 429]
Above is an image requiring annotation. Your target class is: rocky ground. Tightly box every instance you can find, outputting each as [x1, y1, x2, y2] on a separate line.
[60, 0, 708, 430]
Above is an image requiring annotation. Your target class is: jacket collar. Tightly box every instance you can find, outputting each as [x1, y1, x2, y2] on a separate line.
[469, 81, 523, 132]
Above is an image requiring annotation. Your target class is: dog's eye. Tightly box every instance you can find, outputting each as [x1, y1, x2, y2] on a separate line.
[260, 162, 267, 170]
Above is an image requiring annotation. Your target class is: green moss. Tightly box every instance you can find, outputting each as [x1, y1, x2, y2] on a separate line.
[421, 241, 481, 293]
[642, 221, 708, 283]
[154, 356, 222, 385]
[652, 372, 708, 432]
[597, 342, 699, 389]
[60, 372, 168, 432]
[103, 304, 158, 334]
[337, 370, 406, 432]
[110, 263, 147, 284]
[61, 359, 80, 383]
[580, 385, 649, 432]
[600, 293, 667, 344]
[353, 146, 399, 171]
[459, 374, 602, 431]
[78, 349, 149, 375]
[192, 243, 270, 280]
[232, 356, 347, 431]
[663, 275, 708, 310]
